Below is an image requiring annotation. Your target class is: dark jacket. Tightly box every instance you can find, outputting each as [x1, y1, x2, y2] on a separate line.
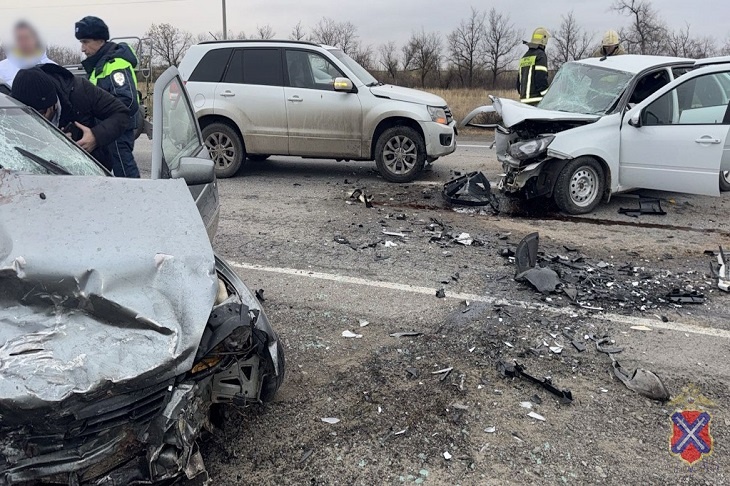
[82, 42, 139, 124]
[516, 45, 549, 104]
[39, 63, 130, 169]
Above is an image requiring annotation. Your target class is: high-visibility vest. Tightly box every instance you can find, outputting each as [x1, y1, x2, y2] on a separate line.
[518, 48, 549, 105]
[89, 57, 138, 89]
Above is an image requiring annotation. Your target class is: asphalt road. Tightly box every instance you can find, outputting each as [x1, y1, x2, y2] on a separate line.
[134, 137, 730, 484]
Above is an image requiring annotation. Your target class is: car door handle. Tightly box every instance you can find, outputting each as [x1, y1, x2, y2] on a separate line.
[220, 91, 235, 98]
[287, 96, 303, 102]
[695, 136, 722, 144]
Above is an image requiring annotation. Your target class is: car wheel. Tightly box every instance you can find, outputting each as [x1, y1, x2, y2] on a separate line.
[248, 154, 270, 162]
[375, 126, 426, 183]
[260, 337, 285, 403]
[202, 123, 245, 178]
[720, 171, 730, 192]
[553, 157, 605, 215]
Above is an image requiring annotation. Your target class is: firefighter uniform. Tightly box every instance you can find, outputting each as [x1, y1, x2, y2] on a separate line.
[517, 28, 551, 106]
[76, 16, 141, 178]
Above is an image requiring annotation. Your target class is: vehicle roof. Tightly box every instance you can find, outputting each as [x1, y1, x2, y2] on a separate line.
[575, 54, 693, 74]
[0, 92, 25, 108]
[198, 39, 320, 47]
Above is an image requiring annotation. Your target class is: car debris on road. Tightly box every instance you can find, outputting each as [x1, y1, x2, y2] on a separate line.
[442, 171, 499, 212]
[497, 360, 573, 405]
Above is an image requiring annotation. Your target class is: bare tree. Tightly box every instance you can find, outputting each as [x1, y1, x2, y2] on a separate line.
[447, 7, 486, 88]
[197, 30, 245, 42]
[613, 0, 667, 55]
[667, 23, 716, 59]
[378, 41, 400, 81]
[350, 44, 374, 70]
[146, 23, 194, 67]
[253, 24, 276, 40]
[723, 35, 730, 56]
[552, 11, 594, 67]
[309, 17, 359, 54]
[47, 45, 82, 66]
[289, 21, 307, 41]
[483, 8, 522, 86]
[404, 30, 441, 87]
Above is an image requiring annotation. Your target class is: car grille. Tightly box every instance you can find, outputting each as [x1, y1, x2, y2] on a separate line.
[444, 106, 454, 124]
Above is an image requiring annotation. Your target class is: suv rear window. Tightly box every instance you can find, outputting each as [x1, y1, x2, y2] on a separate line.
[223, 48, 283, 87]
[189, 48, 233, 82]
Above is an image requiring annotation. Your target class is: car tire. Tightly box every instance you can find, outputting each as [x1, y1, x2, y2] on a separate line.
[260, 337, 285, 403]
[248, 154, 270, 162]
[553, 157, 605, 215]
[720, 171, 730, 192]
[375, 126, 426, 183]
[202, 122, 245, 178]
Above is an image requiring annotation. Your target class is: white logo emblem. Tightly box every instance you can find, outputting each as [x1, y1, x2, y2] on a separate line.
[113, 72, 125, 86]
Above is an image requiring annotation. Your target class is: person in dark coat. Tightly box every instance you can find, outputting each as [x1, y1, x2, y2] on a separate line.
[76, 16, 140, 178]
[11, 64, 130, 170]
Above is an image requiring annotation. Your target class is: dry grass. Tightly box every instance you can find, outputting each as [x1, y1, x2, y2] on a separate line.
[427, 88, 518, 122]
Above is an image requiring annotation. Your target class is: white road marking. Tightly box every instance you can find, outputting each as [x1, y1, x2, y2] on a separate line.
[231, 262, 730, 339]
[458, 144, 492, 149]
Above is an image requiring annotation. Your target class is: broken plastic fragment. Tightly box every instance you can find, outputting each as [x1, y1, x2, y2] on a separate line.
[517, 267, 561, 294]
[485, 426, 496, 433]
[630, 326, 652, 332]
[321, 417, 341, 424]
[342, 330, 363, 339]
[514, 232, 539, 275]
[611, 360, 670, 402]
[455, 233, 473, 246]
[390, 332, 423, 338]
[443, 451, 452, 460]
[442, 171, 499, 211]
[528, 411, 546, 422]
[520, 401, 533, 409]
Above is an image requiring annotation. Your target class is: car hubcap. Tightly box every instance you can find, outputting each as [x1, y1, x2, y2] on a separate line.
[383, 136, 417, 174]
[569, 167, 599, 208]
[205, 132, 236, 169]
[723, 171, 730, 184]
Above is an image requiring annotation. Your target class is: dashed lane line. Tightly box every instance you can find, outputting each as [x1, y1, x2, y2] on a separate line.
[231, 262, 730, 339]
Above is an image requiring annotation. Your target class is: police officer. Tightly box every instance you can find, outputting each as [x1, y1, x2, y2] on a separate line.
[516, 28, 550, 106]
[593, 30, 627, 58]
[75, 16, 140, 178]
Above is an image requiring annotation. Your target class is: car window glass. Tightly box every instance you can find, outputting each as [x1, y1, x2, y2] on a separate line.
[644, 71, 730, 126]
[190, 48, 232, 82]
[286, 50, 341, 90]
[0, 106, 105, 175]
[161, 76, 202, 172]
[243, 49, 283, 86]
[629, 69, 670, 105]
[672, 67, 692, 80]
[223, 49, 244, 83]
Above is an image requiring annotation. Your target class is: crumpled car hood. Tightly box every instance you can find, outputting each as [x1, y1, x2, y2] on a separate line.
[370, 84, 446, 106]
[0, 172, 218, 410]
[461, 97, 601, 129]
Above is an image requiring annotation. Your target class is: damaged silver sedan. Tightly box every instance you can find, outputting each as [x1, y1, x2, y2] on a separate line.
[463, 55, 730, 214]
[0, 68, 284, 485]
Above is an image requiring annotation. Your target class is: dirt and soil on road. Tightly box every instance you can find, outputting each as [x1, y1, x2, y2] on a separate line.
[137, 139, 729, 485]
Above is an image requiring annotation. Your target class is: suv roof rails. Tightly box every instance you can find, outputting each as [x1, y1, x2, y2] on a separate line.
[694, 56, 730, 68]
[198, 39, 319, 47]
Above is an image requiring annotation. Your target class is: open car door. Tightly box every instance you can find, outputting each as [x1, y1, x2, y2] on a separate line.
[619, 64, 730, 196]
[152, 66, 220, 241]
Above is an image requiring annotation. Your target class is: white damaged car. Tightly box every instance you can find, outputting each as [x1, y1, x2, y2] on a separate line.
[462, 55, 730, 214]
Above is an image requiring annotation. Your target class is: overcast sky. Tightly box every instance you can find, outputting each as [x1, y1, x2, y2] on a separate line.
[0, 0, 727, 52]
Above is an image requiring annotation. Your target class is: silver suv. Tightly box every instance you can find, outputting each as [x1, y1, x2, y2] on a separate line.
[179, 40, 457, 182]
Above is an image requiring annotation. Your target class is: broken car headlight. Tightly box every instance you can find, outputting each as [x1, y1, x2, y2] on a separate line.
[509, 136, 555, 161]
[427, 106, 448, 125]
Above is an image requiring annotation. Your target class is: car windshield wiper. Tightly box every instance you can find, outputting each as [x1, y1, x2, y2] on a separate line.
[14, 146, 71, 175]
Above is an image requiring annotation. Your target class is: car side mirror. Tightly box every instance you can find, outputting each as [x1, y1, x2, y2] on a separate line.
[333, 77, 357, 93]
[171, 156, 215, 185]
[628, 111, 642, 128]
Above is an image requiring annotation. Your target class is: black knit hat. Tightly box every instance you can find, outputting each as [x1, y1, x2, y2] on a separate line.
[75, 16, 110, 41]
[11, 68, 58, 112]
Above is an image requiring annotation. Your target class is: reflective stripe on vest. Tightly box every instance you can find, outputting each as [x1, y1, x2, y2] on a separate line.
[89, 57, 138, 88]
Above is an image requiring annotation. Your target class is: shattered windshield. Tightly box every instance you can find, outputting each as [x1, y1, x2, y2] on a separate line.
[0, 107, 105, 176]
[329, 49, 378, 86]
[539, 63, 633, 115]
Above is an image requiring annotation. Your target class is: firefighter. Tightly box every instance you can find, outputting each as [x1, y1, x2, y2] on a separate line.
[593, 30, 627, 58]
[516, 28, 550, 106]
[75, 16, 140, 178]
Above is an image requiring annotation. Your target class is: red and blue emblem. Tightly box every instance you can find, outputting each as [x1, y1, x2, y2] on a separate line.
[670, 410, 713, 465]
